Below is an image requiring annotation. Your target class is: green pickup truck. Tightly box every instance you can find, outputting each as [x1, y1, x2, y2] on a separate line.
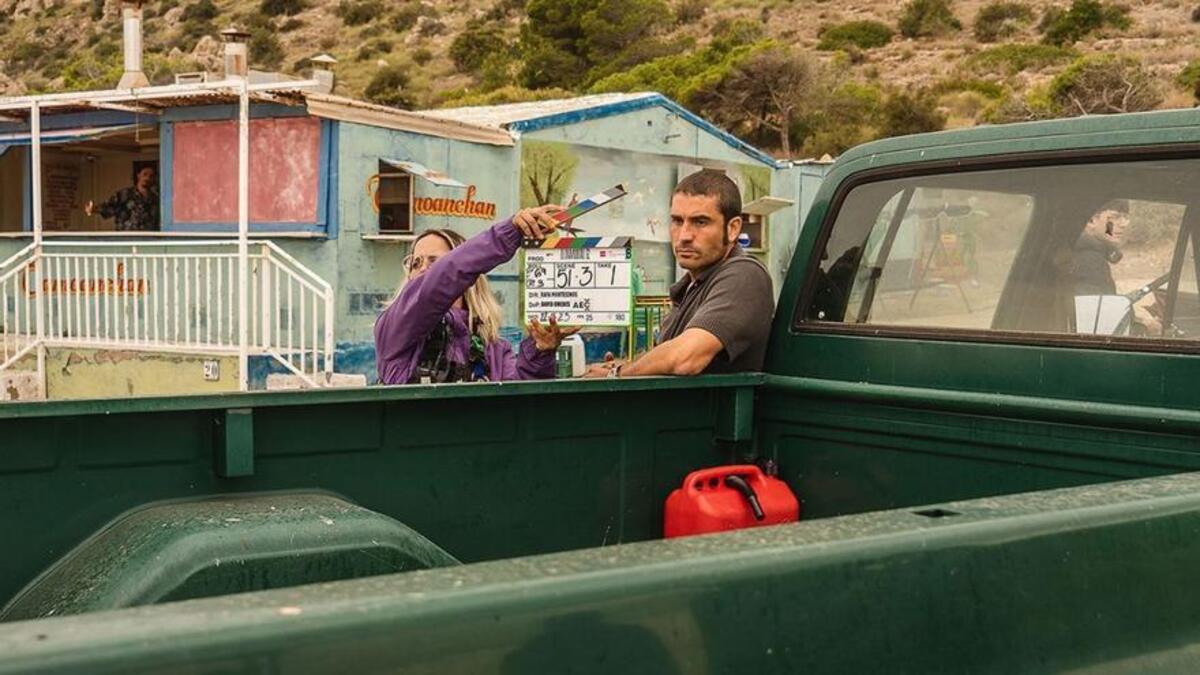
[6, 109, 1200, 674]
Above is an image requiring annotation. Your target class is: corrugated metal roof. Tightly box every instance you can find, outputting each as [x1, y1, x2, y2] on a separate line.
[418, 92, 658, 129]
[417, 91, 782, 167]
[302, 92, 513, 146]
[0, 81, 514, 146]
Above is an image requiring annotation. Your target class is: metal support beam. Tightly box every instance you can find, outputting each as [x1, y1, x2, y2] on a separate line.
[237, 79, 249, 392]
[69, 101, 161, 116]
[30, 101, 45, 399]
[0, 79, 323, 112]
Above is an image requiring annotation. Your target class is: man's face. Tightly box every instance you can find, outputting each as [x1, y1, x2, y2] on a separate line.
[1087, 208, 1129, 243]
[136, 168, 155, 190]
[669, 193, 740, 273]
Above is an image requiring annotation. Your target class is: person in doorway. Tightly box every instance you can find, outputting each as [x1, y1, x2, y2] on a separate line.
[584, 170, 774, 378]
[84, 165, 160, 231]
[374, 206, 578, 385]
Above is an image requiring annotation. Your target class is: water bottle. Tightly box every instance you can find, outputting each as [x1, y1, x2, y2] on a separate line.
[556, 335, 585, 377]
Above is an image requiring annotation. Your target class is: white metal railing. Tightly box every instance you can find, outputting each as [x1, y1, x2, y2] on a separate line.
[0, 240, 334, 390]
[0, 243, 37, 371]
[254, 240, 336, 386]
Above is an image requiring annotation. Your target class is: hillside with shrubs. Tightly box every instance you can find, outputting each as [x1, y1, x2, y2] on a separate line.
[0, 0, 1198, 158]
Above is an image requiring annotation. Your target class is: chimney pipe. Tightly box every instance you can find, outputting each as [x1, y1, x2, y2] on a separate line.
[117, 1, 149, 89]
[220, 27, 251, 80]
[310, 54, 337, 94]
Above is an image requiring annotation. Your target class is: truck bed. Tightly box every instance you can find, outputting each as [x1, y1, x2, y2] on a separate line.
[4, 471, 1200, 674]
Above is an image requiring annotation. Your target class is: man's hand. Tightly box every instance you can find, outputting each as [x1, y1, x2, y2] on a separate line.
[527, 315, 579, 352]
[1133, 302, 1163, 336]
[582, 361, 623, 378]
[84, 200, 95, 216]
[512, 205, 563, 240]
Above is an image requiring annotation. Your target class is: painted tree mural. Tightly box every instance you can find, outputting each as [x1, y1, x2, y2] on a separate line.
[739, 164, 771, 203]
[520, 140, 580, 208]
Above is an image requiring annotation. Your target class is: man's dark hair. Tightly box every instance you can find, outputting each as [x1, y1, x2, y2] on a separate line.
[1096, 198, 1130, 215]
[674, 170, 742, 225]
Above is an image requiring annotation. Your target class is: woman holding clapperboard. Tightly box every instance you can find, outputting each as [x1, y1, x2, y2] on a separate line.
[374, 205, 579, 385]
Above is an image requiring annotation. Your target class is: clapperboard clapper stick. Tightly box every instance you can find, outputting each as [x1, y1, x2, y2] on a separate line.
[521, 184, 628, 246]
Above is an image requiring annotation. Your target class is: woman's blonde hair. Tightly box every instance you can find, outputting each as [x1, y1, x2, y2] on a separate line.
[388, 228, 503, 343]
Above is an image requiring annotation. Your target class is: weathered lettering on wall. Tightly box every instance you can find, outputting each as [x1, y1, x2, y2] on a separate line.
[413, 185, 496, 220]
[20, 261, 149, 297]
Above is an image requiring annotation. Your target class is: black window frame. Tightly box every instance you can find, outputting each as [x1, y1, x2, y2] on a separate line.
[790, 143, 1200, 355]
[377, 160, 414, 235]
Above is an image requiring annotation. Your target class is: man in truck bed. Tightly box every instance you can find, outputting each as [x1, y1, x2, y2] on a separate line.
[586, 170, 774, 377]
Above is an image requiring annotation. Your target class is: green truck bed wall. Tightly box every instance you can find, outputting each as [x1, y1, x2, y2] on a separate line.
[0, 376, 758, 609]
[5, 472, 1200, 674]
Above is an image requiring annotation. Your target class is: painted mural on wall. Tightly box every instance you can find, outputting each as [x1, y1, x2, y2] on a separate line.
[740, 164, 771, 204]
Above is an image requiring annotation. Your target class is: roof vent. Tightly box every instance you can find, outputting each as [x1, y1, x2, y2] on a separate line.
[310, 54, 337, 94]
[220, 27, 251, 80]
[117, 1, 150, 89]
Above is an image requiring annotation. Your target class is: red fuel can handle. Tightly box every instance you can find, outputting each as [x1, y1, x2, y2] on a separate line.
[664, 464, 800, 538]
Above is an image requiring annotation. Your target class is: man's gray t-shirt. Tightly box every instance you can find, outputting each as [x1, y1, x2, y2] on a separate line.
[658, 247, 774, 374]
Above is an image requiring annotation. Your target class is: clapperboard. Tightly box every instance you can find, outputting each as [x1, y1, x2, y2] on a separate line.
[520, 185, 633, 327]
[523, 236, 634, 327]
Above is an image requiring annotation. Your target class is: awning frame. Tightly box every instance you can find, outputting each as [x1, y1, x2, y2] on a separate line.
[380, 158, 467, 189]
[742, 196, 796, 217]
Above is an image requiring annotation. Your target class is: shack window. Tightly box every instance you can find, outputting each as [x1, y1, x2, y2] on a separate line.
[741, 196, 793, 253]
[377, 160, 412, 233]
[0, 125, 161, 233]
[802, 158, 1200, 343]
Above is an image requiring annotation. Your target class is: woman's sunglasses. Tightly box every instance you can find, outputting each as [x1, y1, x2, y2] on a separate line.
[403, 255, 441, 273]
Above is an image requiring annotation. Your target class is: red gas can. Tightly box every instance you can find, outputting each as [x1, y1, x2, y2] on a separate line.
[664, 465, 800, 538]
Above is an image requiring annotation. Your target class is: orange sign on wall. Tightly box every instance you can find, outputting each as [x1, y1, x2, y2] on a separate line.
[412, 185, 497, 220]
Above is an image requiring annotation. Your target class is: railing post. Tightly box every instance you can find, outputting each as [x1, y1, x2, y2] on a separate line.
[260, 244, 271, 350]
[324, 287, 334, 383]
[237, 79, 249, 392]
[31, 101, 45, 398]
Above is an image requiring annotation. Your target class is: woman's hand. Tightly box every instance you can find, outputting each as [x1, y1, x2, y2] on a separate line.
[512, 205, 564, 240]
[527, 315, 579, 352]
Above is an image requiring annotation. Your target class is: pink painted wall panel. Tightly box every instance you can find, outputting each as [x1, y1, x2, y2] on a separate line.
[172, 117, 321, 223]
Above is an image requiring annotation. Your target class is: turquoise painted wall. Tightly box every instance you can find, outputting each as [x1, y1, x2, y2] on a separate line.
[524, 105, 760, 167]
[322, 121, 518, 341]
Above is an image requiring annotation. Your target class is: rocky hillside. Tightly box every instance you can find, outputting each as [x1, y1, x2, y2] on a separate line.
[0, 0, 1197, 157]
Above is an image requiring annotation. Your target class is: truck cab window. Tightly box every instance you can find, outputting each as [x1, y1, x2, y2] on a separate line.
[809, 183, 1033, 330]
[803, 159, 1200, 343]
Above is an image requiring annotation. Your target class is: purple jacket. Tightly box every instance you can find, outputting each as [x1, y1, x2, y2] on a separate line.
[374, 218, 555, 385]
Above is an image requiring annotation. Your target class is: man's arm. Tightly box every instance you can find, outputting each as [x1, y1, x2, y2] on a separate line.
[584, 258, 774, 378]
[95, 190, 124, 219]
[584, 327, 723, 377]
